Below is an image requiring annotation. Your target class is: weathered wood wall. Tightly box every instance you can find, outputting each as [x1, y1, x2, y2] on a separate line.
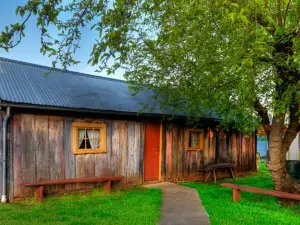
[9, 113, 257, 200]
[11, 114, 144, 199]
[165, 123, 256, 181]
[0, 114, 2, 198]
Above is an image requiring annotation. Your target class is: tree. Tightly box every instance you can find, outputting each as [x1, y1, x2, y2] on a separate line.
[1, 0, 299, 202]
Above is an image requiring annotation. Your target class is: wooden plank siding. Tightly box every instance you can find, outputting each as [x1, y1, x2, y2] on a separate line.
[64, 117, 76, 191]
[94, 119, 111, 189]
[10, 114, 145, 199]
[35, 116, 50, 182]
[22, 115, 36, 197]
[0, 113, 2, 198]
[165, 123, 256, 182]
[12, 116, 23, 199]
[166, 125, 173, 180]
[8, 113, 256, 200]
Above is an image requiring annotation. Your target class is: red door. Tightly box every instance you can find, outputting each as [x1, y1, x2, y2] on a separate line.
[144, 123, 161, 181]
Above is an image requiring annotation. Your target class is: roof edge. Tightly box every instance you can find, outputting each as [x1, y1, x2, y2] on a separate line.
[0, 101, 169, 118]
[0, 101, 219, 121]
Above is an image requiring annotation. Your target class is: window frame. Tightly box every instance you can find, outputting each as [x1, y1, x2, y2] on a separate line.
[72, 122, 107, 154]
[185, 128, 204, 151]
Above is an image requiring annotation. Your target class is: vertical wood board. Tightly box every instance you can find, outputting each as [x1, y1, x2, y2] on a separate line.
[111, 121, 120, 176]
[119, 121, 128, 181]
[34, 115, 50, 182]
[63, 118, 76, 190]
[209, 129, 216, 164]
[75, 155, 86, 189]
[22, 115, 36, 197]
[166, 125, 172, 180]
[85, 154, 95, 189]
[177, 127, 184, 178]
[172, 125, 178, 178]
[184, 129, 191, 176]
[127, 121, 136, 182]
[49, 117, 64, 181]
[95, 120, 111, 178]
[12, 116, 23, 198]
[134, 122, 141, 183]
[0, 113, 2, 197]
[203, 128, 210, 167]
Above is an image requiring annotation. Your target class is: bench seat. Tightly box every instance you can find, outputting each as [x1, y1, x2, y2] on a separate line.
[24, 175, 123, 203]
[221, 183, 300, 202]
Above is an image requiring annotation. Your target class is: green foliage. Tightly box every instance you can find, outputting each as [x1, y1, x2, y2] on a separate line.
[183, 162, 300, 225]
[0, 187, 161, 225]
[1, 0, 300, 132]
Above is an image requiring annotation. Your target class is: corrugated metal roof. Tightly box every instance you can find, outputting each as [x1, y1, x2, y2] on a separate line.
[0, 57, 217, 119]
[0, 57, 165, 115]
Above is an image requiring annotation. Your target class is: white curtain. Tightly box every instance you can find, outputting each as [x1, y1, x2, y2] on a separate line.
[87, 129, 93, 148]
[191, 132, 198, 148]
[78, 129, 85, 148]
[93, 129, 100, 148]
[87, 129, 100, 149]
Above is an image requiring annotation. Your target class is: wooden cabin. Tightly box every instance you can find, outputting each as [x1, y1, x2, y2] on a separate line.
[0, 58, 257, 202]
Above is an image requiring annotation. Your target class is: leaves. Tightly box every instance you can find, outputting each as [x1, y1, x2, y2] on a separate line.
[0, 0, 299, 133]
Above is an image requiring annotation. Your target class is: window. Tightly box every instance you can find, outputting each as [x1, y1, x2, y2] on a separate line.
[72, 122, 106, 154]
[185, 129, 204, 151]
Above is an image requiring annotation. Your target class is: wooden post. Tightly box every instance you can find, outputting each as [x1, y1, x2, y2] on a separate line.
[232, 189, 240, 202]
[256, 153, 260, 171]
[35, 186, 44, 203]
[230, 168, 236, 179]
[104, 181, 111, 195]
[213, 169, 216, 184]
[205, 171, 211, 182]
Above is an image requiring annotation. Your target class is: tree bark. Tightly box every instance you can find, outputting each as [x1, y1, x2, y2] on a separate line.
[267, 115, 300, 205]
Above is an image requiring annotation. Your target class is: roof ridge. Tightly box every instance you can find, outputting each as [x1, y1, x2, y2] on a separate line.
[0, 56, 127, 84]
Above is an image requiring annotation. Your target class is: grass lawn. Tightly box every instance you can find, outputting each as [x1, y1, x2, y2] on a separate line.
[0, 187, 161, 225]
[183, 162, 300, 225]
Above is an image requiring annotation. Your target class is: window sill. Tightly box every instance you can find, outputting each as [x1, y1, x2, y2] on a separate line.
[73, 150, 107, 155]
[186, 148, 203, 151]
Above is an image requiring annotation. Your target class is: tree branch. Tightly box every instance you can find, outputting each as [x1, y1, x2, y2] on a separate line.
[277, 0, 283, 26]
[284, 0, 292, 26]
[282, 102, 300, 153]
[254, 100, 270, 136]
[0, 11, 32, 50]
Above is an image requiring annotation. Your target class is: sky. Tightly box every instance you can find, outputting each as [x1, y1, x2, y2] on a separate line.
[0, 0, 124, 80]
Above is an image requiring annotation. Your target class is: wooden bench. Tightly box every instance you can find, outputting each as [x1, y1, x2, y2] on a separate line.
[204, 163, 235, 184]
[24, 176, 123, 203]
[221, 183, 300, 202]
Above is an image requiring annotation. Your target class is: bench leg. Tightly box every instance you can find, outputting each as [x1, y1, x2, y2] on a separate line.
[104, 181, 111, 195]
[35, 186, 44, 203]
[232, 189, 240, 202]
[213, 169, 217, 184]
[225, 169, 227, 178]
[205, 171, 211, 182]
[230, 168, 236, 179]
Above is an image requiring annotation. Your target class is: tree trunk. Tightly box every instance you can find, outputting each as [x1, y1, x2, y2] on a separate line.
[267, 116, 300, 205]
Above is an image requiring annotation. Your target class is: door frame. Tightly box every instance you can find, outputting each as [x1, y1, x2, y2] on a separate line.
[143, 123, 162, 183]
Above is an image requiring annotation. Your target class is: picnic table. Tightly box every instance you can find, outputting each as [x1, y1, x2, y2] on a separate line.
[204, 163, 235, 184]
